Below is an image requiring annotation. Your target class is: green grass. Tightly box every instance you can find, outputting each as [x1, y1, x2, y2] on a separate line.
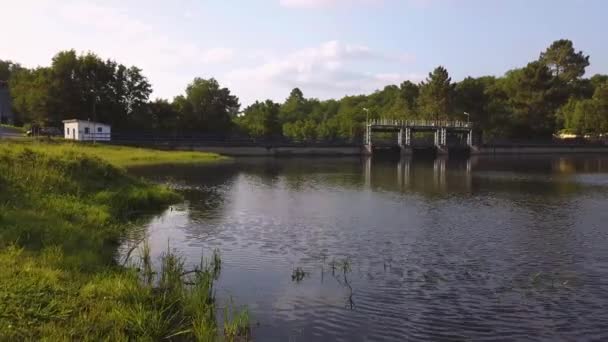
[1, 139, 226, 167]
[0, 141, 247, 340]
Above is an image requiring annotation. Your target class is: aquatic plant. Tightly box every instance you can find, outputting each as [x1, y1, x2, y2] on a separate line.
[292, 267, 308, 282]
[331, 258, 355, 309]
[224, 298, 251, 342]
[211, 248, 222, 279]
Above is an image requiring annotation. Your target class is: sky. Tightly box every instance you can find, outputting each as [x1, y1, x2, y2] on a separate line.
[2, 0, 607, 106]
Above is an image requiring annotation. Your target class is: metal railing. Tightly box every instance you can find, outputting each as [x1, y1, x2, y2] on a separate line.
[80, 132, 112, 141]
[102, 133, 361, 147]
[369, 119, 472, 128]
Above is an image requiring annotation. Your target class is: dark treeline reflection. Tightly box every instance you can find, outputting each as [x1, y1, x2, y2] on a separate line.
[127, 154, 608, 236]
[130, 154, 608, 202]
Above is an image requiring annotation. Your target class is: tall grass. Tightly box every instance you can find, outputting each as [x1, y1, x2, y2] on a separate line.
[0, 142, 247, 340]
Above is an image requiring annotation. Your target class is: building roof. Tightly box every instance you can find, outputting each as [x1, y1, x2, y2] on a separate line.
[62, 119, 110, 126]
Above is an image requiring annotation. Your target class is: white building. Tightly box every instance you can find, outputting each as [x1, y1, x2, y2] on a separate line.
[63, 120, 111, 141]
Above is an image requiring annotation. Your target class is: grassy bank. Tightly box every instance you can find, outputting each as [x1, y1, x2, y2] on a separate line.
[0, 142, 246, 340]
[2, 139, 226, 167]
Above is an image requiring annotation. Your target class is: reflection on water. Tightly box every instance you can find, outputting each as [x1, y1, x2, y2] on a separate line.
[365, 156, 474, 194]
[127, 155, 608, 341]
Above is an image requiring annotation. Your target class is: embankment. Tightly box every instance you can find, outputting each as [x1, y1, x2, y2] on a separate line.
[186, 145, 361, 156]
[0, 141, 246, 341]
[473, 145, 608, 155]
[116, 141, 608, 157]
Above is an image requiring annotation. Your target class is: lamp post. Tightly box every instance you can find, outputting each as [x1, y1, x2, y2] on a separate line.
[90, 92, 98, 144]
[363, 108, 370, 145]
[88, 69, 98, 144]
[464, 112, 473, 146]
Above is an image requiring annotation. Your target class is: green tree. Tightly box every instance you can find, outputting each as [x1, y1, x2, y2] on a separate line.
[590, 75, 608, 90]
[317, 117, 339, 140]
[540, 39, 590, 84]
[558, 93, 607, 137]
[282, 119, 318, 141]
[6, 40, 606, 141]
[119, 66, 153, 127]
[46, 50, 86, 124]
[400, 80, 419, 112]
[9, 68, 52, 126]
[279, 88, 310, 123]
[136, 99, 179, 131]
[501, 61, 563, 138]
[282, 121, 302, 141]
[417, 66, 454, 120]
[174, 78, 239, 133]
[236, 100, 281, 138]
[8, 50, 152, 129]
[365, 85, 407, 120]
[590, 81, 608, 133]
[0, 60, 22, 82]
[333, 95, 368, 139]
[454, 77, 491, 122]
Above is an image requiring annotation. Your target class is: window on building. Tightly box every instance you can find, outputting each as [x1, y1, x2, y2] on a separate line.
[66, 128, 69, 135]
[97, 127, 103, 133]
[84, 127, 90, 134]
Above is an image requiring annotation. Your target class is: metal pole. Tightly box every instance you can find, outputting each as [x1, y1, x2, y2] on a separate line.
[93, 99, 97, 144]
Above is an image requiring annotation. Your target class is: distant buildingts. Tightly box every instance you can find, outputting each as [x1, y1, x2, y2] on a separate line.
[63, 119, 111, 141]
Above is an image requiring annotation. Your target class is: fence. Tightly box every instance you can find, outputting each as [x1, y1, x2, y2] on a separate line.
[369, 119, 472, 128]
[92, 132, 607, 149]
[80, 133, 112, 141]
[106, 133, 361, 147]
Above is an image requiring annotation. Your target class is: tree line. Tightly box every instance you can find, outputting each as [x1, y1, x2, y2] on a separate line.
[1, 39, 607, 141]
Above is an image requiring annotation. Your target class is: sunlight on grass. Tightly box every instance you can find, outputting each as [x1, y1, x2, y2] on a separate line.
[0, 142, 247, 340]
[0, 139, 226, 167]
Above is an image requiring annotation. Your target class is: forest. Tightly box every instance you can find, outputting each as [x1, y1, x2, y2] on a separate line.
[1, 39, 607, 142]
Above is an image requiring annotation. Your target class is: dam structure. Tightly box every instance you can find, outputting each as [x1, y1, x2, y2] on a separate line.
[364, 119, 475, 155]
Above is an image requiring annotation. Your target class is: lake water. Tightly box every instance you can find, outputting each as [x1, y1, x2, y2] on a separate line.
[127, 155, 608, 341]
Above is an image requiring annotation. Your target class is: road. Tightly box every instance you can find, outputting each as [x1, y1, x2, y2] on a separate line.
[0, 126, 23, 139]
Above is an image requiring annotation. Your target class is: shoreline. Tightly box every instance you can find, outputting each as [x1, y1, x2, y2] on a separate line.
[472, 145, 608, 155]
[0, 141, 249, 341]
[127, 144, 608, 157]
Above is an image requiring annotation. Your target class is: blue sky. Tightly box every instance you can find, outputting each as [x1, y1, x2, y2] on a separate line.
[2, 0, 606, 105]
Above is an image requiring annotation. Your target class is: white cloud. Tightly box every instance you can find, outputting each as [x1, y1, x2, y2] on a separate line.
[225, 41, 422, 105]
[1, 1, 422, 105]
[201, 48, 236, 64]
[278, 0, 444, 9]
[279, 0, 382, 9]
[2, 1, 234, 99]
[55, 3, 235, 67]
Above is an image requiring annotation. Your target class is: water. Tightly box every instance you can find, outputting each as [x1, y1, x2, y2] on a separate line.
[127, 155, 608, 341]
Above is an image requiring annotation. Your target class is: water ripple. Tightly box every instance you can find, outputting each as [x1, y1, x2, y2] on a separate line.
[126, 156, 608, 341]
